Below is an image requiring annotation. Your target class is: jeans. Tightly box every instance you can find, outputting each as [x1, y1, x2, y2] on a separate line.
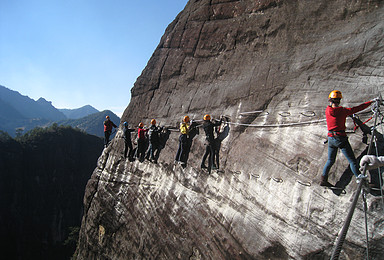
[322, 136, 360, 178]
[146, 142, 160, 162]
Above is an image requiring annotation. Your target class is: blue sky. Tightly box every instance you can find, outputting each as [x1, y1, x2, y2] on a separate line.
[0, 0, 188, 117]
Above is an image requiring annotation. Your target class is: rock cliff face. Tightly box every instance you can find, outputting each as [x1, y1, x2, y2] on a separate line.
[76, 0, 384, 259]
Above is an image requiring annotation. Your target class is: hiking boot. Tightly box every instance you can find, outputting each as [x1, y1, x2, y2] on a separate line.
[356, 174, 368, 183]
[320, 176, 333, 187]
[201, 165, 207, 169]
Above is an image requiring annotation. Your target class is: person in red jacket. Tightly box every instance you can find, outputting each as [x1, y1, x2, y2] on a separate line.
[321, 90, 373, 187]
[136, 122, 148, 162]
[104, 115, 117, 147]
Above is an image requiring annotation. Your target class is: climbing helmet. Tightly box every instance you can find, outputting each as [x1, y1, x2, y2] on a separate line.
[329, 90, 342, 99]
[204, 114, 211, 121]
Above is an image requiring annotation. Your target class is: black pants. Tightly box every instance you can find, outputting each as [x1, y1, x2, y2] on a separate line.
[104, 131, 111, 146]
[136, 138, 147, 162]
[124, 140, 133, 159]
[175, 134, 190, 164]
[201, 141, 215, 171]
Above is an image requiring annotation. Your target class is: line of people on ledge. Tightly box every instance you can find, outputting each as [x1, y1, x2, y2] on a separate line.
[103, 90, 384, 188]
[103, 114, 230, 173]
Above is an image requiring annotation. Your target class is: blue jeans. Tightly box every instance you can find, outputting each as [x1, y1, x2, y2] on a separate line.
[322, 136, 361, 178]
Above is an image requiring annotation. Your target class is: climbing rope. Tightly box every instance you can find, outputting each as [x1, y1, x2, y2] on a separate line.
[228, 119, 326, 128]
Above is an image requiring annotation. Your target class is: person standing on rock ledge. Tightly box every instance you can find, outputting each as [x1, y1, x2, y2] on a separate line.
[321, 90, 373, 187]
[201, 114, 222, 174]
[175, 116, 191, 167]
[122, 122, 135, 161]
[104, 115, 117, 147]
[135, 122, 148, 162]
[145, 119, 161, 163]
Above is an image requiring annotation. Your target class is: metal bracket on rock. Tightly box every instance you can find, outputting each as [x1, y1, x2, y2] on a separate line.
[272, 177, 283, 183]
[300, 111, 316, 117]
[297, 180, 311, 186]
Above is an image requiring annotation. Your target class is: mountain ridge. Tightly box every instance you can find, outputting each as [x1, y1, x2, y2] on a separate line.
[0, 85, 120, 137]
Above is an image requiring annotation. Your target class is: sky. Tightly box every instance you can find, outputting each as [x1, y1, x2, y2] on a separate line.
[0, 0, 188, 117]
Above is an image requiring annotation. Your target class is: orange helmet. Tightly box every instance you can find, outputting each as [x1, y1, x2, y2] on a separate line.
[106, 115, 110, 119]
[329, 90, 342, 99]
[151, 119, 156, 125]
[138, 122, 144, 128]
[203, 114, 211, 121]
[183, 116, 190, 123]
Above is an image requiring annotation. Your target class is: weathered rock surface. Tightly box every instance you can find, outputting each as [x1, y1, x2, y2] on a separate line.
[77, 0, 384, 259]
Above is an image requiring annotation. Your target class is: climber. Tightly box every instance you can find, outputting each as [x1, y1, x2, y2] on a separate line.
[212, 117, 230, 170]
[201, 114, 222, 173]
[104, 115, 117, 147]
[145, 119, 161, 163]
[175, 116, 192, 167]
[135, 122, 148, 162]
[122, 122, 135, 160]
[321, 90, 373, 187]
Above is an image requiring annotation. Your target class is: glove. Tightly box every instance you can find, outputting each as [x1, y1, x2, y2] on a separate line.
[359, 155, 384, 171]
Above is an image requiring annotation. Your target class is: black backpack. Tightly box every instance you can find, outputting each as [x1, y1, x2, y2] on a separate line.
[148, 126, 159, 142]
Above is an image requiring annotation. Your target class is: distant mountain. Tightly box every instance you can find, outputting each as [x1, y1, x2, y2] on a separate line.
[0, 85, 66, 121]
[0, 85, 120, 137]
[59, 105, 99, 119]
[57, 110, 120, 137]
[0, 125, 103, 260]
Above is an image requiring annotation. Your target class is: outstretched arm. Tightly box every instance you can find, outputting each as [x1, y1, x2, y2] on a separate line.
[360, 155, 384, 171]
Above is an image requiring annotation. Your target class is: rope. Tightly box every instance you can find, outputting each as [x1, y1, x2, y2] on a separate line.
[228, 119, 326, 128]
[239, 110, 264, 115]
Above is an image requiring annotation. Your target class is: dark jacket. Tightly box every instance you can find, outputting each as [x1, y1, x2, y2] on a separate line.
[104, 119, 117, 132]
[203, 119, 222, 143]
[123, 127, 135, 142]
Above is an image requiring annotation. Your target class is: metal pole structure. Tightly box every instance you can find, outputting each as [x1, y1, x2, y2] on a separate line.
[362, 189, 369, 260]
[330, 97, 381, 260]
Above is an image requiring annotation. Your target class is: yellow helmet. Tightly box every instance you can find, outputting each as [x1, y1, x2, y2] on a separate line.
[183, 116, 190, 123]
[138, 122, 144, 128]
[151, 119, 156, 125]
[329, 90, 342, 99]
[203, 114, 211, 121]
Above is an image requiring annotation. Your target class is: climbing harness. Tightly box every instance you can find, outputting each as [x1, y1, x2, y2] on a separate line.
[331, 94, 384, 260]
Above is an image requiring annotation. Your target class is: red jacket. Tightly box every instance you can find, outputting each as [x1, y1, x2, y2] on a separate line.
[104, 119, 117, 132]
[137, 127, 148, 139]
[326, 101, 372, 137]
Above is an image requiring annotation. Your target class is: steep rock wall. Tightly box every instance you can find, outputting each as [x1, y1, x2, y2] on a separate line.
[77, 0, 384, 259]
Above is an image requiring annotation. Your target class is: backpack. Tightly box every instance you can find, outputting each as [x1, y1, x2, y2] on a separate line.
[148, 126, 159, 142]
